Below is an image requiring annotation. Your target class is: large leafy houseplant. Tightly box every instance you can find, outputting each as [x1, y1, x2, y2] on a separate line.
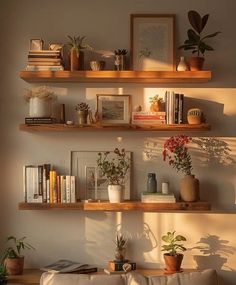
[161, 231, 187, 273]
[179, 10, 221, 70]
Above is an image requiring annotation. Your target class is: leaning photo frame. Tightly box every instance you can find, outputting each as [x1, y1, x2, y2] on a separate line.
[70, 151, 131, 201]
[130, 14, 176, 71]
[97, 94, 131, 125]
[29, 39, 44, 51]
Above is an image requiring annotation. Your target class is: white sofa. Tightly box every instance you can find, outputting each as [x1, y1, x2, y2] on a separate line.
[40, 269, 218, 285]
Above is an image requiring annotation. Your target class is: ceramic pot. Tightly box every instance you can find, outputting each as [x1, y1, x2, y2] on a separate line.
[5, 256, 24, 275]
[29, 97, 51, 118]
[164, 254, 183, 273]
[188, 57, 205, 71]
[108, 184, 123, 203]
[70, 49, 84, 71]
[180, 174, 199, 202]
[187, 108, 202, 125]
[77, 110, 88, 125]
[114, 55, 125, 70]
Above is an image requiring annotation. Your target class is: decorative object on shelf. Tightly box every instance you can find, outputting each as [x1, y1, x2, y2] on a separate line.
[177, 56, 188, 71]
[24, 86, 55, 118]
[97, 148, 130, 203]
[161, 231, 187, 273]
[179, 10, 221, 71]
[90, 60, 105, 71]
[96, 94, 131, 125]
[114, 49, 128, 71]
[187, 108, 202, 124]
[114, 234, 128, 262]
[147, 173, 157, 193]
[67, 35, 91, 71]
[130, 14, 175, 71]
[149, 95, 164, 112]
[2, 236, 35, 275]
[75, 102, 90, 125]
[0, 264, 7, 285]
[29, 38, 44, 51]
[133, 105, 142, 112]
[71, 151, 131, 201]
[163, 135, 199, 202]
[162, 182, 169, 194]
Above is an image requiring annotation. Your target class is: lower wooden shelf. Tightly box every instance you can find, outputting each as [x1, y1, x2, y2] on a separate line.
[18, 201, 211, 212]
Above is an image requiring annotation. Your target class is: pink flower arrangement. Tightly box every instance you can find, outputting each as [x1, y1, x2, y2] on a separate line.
[163, 135, 193, 175]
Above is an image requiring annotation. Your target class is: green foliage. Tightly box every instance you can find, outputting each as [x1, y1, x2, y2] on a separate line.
[149, 95, 164, 104]
[97, 148, 130, 185]
[161, 231, 187, 256]
[67, 35, 92, 55]
[2, 236, 35, 261]
[0, 264, 7, 284]
[179, 10, 221, 56]
[115, 234, 127, 250]
[75, 102, 90, 112]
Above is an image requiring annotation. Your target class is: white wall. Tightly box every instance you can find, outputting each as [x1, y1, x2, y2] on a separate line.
[1, 0, 236, 284]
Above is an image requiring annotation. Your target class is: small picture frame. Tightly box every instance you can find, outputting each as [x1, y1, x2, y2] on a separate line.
[97, 94, 131, 125]
[130, 14, 176, 71]
[29, 39, 44, 51]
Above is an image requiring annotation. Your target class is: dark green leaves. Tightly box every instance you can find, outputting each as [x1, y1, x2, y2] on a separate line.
[188, 10, 209, 34]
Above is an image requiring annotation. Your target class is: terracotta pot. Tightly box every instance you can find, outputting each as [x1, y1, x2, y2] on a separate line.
[5, 256, 24, 275]
[108, 185, 123, 203]
[188, 57, 205, 71]
[164, 254, 183, 273]
[180, 174, 199, 202]
[70, 49, 84, 71]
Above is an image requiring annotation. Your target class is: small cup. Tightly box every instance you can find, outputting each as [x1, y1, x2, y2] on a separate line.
[162, 182, 169, 194]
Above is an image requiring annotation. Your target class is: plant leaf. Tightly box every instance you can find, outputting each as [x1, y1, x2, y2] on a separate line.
[188, 10, 202, 34]
[201, 14, 209, 31]
[201, 31, 221, 40]
[188, 29, 200, 42]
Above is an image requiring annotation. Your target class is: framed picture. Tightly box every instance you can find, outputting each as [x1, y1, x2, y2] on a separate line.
[70, 151, 131, 201]
[97, 94, 131, 125]
[130, 14, 176, 71]
[29, 39, 44, 51]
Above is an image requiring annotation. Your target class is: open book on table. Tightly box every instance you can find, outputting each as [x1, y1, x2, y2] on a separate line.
[40, 259, 97, 273]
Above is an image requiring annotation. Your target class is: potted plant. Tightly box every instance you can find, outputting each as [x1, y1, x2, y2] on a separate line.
[2, 236, 34, 275]
[149, 95, 164, 112]
[114, 234, 128, 262]
[97, 148, 130, 203]
[114, 49, 128, 71]
[161, 231, 187, 273]
[24, 86, 56, 118]
[179, 10, 221, 71]
[162, 134, 199, 202]
[67, 35, 91, 71]
[75, 102, 90, 125]
[0, 264, 7, 285]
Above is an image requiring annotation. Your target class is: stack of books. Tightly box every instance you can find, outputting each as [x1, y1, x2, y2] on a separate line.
[165, 91, 184, 124]
[26, 50, 64, 71]
[131, 111, 166, 125]
[23, 164, 76, 203]
[25, 117, 57, 124]
[141, 192, 176, 203]
[104, 260, 136, 274]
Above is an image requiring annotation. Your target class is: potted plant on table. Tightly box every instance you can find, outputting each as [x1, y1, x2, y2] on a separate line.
[67, 35, 92, 71]
[2, 236, 34, 275]
[97, 148, 130, 203]
[161, 231, 187, 273]
[162, 134, 199, 202]
[179, 10, 221, 71]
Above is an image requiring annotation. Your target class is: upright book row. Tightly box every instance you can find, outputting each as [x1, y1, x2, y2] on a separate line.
[23, 165, 76, 203]
[165, 91, 184, 124]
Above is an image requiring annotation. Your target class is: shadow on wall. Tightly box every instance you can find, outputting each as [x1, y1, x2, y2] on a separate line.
[190, 234, 236, 270]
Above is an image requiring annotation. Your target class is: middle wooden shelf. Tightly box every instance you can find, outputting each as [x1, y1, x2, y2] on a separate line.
[19, 123, 211, 132]
[18, 201, 211, 212]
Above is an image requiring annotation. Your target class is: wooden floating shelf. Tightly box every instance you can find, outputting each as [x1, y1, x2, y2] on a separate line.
[19, 70, 212, 83]
[18, 201, 211, 212]
[19, 123, 211, 132]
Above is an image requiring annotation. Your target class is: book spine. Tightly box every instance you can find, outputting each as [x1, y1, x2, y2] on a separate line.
[57, 175, 61, 203]
[70, 176, 76, 203]
[174, 93, 179, 124]
[60, 176, 66, 203]
[66, 175, 71, 203]
[38, 165, 43, 196]
[178, 94, 184, 124]
[23, 166, 27, 202]
[49, 170, 57, 203]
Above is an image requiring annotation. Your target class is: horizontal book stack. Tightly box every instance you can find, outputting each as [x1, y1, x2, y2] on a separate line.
[23, 165, 76, 203]
[141, 192, 176, 203]
[104, 260, 136, 274]
[132, 111, 166, 125]
[25, 117, 57, 124]
[165, 91, 184, 124]
[26, 50, 64, 71]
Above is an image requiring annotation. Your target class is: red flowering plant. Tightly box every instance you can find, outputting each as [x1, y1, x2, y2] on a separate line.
[163, 135, 193, 175]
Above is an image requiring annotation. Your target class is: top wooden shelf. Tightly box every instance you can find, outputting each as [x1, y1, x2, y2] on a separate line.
[19, 70, 212, 83]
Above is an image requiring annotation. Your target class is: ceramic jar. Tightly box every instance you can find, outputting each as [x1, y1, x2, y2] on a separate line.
[29, 97, 52, 118]
[147, 173, 157, 193]
[180, 174, 199, 202]
[108, 185, 123, 203]
[177, 56, 188, 71]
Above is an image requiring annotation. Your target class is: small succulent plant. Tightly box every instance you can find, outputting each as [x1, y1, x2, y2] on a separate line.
[67, 35, 92, 55]
[75, 102, 90, 112]
[114, 49, 128, 55]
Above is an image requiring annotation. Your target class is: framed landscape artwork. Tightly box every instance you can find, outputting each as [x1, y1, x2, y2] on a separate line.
[130, 14, 176, 71]
[70, 151, 131, 201]
[97, 94, 131, 125]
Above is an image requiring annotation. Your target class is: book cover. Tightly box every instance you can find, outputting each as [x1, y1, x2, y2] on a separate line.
[40, 259, 97, 273]
[108, 260, 136, 271]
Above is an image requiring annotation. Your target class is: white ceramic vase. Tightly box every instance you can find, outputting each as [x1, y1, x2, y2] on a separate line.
[29, 97, 51, 118]
[177, 56, 188, 71]
[108, 185, 123, 203]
